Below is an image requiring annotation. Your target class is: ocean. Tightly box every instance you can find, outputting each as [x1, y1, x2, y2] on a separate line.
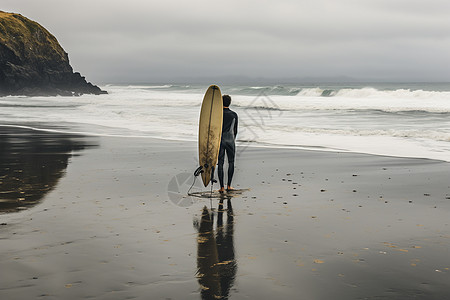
[1, 83, 449, 161]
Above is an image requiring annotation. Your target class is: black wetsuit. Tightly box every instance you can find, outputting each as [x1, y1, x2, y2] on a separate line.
[218, 107, 238, 188]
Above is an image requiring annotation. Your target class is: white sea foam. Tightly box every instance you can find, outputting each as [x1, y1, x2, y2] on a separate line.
[231, 91, 450, 113]
[1, 84, 449, 161]
[296, 87, 326, 97]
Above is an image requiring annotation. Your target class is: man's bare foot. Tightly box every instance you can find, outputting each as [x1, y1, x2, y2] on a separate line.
[218, 187, 225, 193]
[226, 186, 234, 191]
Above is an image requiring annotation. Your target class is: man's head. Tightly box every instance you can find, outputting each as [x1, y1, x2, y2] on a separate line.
[223, 95, 231, 107]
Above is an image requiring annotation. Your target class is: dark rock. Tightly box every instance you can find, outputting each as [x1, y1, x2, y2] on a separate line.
[0, 11, 106, 96]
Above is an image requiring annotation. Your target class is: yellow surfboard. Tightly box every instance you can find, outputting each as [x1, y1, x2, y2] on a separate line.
[198, 85, 223, 187]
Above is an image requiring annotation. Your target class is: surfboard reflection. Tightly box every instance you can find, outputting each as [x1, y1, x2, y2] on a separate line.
[194, 198, 237, 300]
[0, 126, 96, 213]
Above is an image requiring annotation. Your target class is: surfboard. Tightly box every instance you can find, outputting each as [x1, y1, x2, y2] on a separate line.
[198, 85, 223, 187]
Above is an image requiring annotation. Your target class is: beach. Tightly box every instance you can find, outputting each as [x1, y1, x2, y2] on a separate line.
[2, 0, 450, 298]
[1, 126, 450, 299]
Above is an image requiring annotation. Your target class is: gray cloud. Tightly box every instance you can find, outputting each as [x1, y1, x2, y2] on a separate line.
[2, 0, 450, 83]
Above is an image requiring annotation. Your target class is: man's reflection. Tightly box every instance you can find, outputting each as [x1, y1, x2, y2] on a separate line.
[194, 198, 237, 300]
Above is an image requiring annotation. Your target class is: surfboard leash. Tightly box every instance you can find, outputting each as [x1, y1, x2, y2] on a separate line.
[210, 179, 214, 199]
[188, 164, 217, 199]
[187, 165, 204, 196]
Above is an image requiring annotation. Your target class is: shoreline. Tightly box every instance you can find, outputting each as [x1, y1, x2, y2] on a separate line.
[1, 123, 448, 164]
[1, 125, 450, 299]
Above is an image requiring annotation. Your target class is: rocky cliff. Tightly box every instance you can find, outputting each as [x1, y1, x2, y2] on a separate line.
[0, 11, 106, 96]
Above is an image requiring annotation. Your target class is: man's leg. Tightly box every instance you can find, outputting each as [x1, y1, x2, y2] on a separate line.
[225, 142, 236, 189]
[218, 145, 225, 190]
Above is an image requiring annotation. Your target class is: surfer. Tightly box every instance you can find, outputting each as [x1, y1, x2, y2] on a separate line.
[218, 95, 238, 193]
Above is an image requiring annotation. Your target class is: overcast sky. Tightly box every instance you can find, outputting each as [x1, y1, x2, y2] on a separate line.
[2, 0, 450, 83]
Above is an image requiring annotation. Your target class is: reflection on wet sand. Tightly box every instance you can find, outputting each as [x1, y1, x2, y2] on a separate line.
[194, 198, 237, 300]
[0, 126, 96, 213]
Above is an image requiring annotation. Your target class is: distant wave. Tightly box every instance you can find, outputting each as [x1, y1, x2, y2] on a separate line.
[242, 85, 450, 99]
[227, 85, 301, 96]
[103, 84, 450, 99]
[295, 87, 450, 99]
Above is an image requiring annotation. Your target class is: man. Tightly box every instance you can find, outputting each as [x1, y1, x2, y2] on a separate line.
[218, 95, 238, 193]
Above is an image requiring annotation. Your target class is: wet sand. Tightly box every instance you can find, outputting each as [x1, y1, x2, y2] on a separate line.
[1, 126, 450, 299]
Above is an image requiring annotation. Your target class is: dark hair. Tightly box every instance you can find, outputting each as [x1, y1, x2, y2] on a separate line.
[222, 95, 231, 107]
